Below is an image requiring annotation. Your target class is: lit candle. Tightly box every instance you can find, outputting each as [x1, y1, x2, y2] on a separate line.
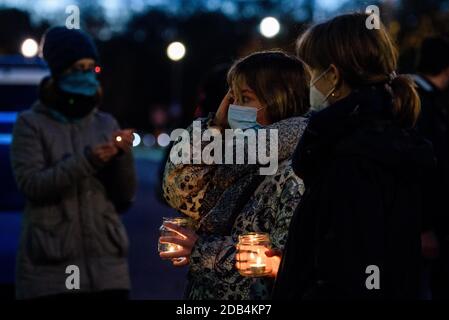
[116, 136, 122, 142]
[249, 256, 266, 275]
[166, 243, 181, 252]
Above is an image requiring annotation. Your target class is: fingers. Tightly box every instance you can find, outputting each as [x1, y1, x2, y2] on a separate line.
[224, 89, 234, 103]
[113, 129, 134, 152]
[172, 257, 189, 267]
[265, 249, 282, 258]
[93, 143, 118, 162]
[114, 129, 134, 142]
[159, 248, 190, 259]
[163, 222, 192, 239]
[159, 236, 191, 248]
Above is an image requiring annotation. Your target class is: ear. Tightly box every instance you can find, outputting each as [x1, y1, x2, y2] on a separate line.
[327, 64, 342, 88]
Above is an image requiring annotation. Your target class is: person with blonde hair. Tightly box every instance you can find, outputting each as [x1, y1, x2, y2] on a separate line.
[161, 51, 310, 299]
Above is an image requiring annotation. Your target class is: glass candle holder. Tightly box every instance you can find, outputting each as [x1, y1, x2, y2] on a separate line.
[236, 232, 272, 277]
[158, 217, 194, 262]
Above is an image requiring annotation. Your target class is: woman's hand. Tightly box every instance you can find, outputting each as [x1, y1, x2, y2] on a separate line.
[90, 142, 119, 164]
[265, 249, 282, 278]
[113, 129, 134, 153]
[159, 222, 199, 267]
[213, 90, 234, 130]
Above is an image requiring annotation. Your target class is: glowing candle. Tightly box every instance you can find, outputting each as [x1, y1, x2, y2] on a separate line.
[236, 233, 272, 277]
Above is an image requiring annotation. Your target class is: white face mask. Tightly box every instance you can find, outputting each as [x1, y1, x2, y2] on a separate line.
[228, 104, 264, 130]
[309, 67, 335, 112]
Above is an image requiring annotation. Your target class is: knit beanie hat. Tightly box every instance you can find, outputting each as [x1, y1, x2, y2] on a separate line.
[41, 26, 99, 76]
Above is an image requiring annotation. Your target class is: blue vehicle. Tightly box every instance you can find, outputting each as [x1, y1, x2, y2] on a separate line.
[0, 55, 48, 298]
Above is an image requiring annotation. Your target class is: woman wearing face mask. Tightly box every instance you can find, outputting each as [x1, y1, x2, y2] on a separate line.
[161, 51, 310, 299]
[10, 27, 137, 299]
[273, 13, 435, 300]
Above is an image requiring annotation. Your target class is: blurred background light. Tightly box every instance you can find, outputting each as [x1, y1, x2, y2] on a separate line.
[259, 17, 280, 38]
[142, 133, 156, 147]
[132, 132, 141, 147]
[20, 38, 38, 58]
[166, 41, 186, 61]
[157, 132, 171, 147]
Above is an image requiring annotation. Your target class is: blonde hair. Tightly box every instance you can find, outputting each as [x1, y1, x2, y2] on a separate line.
[227, 50, 310, 123]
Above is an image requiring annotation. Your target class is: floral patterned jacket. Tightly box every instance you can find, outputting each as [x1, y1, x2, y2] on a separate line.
[162, 114, 307, 299]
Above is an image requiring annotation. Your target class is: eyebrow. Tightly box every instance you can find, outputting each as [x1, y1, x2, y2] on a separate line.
[240, 89, 255, 95]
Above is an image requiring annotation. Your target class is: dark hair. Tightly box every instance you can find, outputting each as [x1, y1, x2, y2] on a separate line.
[227, 51, 310, 123]
[417, 36, 449, 76]
[297, 13, 420, 128]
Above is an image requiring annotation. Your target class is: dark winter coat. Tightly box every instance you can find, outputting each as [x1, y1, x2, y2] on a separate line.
[273, 85, 435, 300]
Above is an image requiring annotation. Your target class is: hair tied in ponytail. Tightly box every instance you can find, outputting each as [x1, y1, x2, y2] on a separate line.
[384, 71, 397, 96]
[388, 71, 398, 84]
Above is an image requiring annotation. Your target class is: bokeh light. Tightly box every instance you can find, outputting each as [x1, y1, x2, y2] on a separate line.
[157, 133, 171, 147]
[166, 41, 186, 61]
[143, 133, 156, 147]
[259, 17, 280, 38]
[132, 132, 141, 147]
[21, 38, 38, 57]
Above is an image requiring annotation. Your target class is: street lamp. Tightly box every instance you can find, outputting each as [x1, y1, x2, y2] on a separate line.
[167, 41, 186, 61]
[259, 17, 280, 38]
[21, 38, 38, 58]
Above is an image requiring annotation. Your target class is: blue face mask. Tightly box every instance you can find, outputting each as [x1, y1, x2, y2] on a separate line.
[227, 104, 264, 130]
[58, 70, 99, 96]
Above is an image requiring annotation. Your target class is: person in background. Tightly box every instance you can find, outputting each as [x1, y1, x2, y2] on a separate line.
[273, 13, 435, 299]
[160, 51, 310, 299]
[10, 27, 137, 299]
[413, 36, 449, 299]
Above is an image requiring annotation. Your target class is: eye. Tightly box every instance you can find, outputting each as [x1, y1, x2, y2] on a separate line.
[242, 96, 251, 104]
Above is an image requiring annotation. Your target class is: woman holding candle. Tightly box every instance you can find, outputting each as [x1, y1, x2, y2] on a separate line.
[10, 27, 137, 299]
[273, 13, 435, 299]
[161, 51, 310, 299]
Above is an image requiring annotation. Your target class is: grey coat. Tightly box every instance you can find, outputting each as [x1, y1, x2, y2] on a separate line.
[10, 102, 137, 299]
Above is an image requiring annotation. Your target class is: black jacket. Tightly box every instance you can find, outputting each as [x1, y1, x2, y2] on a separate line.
[273, 85, 435, 300]
[414, 75, 449, 236]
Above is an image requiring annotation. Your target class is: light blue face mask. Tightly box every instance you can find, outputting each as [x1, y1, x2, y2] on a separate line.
[227, 104, 264, 130]
[58, 70, 99, 96]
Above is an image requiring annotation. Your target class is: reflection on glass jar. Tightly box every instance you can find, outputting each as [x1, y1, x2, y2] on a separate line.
[236, 232, 272, 277]
[158, 216, 195, 262]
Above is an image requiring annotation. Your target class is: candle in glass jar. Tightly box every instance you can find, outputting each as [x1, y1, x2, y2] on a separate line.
[250, 257, 266, 275]
[158, 217, 196, 259]
[167, 244, 181, 252]
[236, 232, 272, 277]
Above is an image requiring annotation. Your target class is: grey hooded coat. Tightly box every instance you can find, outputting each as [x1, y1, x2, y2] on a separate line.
[10, 101, 137, 299]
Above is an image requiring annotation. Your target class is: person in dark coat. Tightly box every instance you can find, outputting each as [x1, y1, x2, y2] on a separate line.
[272, 13, 435, 300]
[10, 27, 137, 299]
[413, 36, 449, 299]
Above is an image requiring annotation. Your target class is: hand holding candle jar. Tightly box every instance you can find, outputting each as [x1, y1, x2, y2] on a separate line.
[236, 232, 274, 277]
[113, 129, 134, 153]
[158, 217, 198, 267]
